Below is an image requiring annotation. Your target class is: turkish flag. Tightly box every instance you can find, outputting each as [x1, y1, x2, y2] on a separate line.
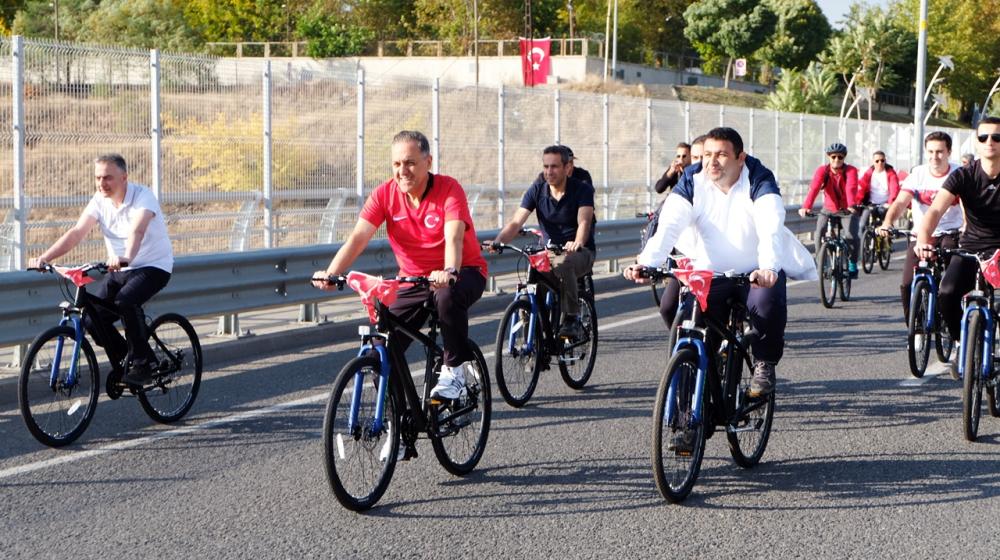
[519, 37, 551, 87]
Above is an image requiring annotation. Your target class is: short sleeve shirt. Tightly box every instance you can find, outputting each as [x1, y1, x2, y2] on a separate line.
[902, 163, 962, 236]
[520, 176, 596, 251]
[942, 160, 1000, 252]
[359, 174, 488, 277]
[83, 183, 173, 273]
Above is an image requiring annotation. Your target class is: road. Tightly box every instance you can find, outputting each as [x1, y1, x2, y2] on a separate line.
[2, 265, 999, 559]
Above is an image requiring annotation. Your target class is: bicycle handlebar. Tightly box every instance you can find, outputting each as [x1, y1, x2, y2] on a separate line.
[311, 273, 454, 289]
[803, 209, 853, 218]
[29, 262, 110, 275]
[634, 266, 754, 285]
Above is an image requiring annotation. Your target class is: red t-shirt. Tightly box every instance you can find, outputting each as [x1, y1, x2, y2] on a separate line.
[360, 174, 488, 277]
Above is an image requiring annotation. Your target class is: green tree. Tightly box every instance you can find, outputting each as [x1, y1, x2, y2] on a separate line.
[683, 0, 778, 87]
[755, 0, 831, 79]
[297, 7, 374, 57]
[181, 0, 312, 43]
[76, 0, 201, 52]
[11, 0, 99, 42]
[766, 61, 836, 113]
[892, 0, 1000, 121]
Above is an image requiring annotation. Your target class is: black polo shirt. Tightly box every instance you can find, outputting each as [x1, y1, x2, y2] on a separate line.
[942, 159, 1000, 252]
[521, 176, 596, 252]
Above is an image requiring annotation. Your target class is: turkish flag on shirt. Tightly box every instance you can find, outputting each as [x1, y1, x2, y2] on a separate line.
[520, 37, 551, 87]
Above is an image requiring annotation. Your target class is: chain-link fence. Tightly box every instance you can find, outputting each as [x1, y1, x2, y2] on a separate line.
[0, 36, 974, 270]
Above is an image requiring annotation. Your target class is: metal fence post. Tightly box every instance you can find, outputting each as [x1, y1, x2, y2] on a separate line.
[749, 108, 755, 155]
[798, 113, 805, 183]
[683, 101, 691, 142]
[356, 68, 365, 207]
[645, 98, 652, 209]
[432, 78, 440, 173]
[263, 59, 273, 249]
[497, 85, 505, 228]
[602, 93, 609, 221]
[554, 89, 561, 144]
[11, 36, 26, 271]
[719, 104, 725, 126]
[773, 110, 780, 183]
[149, 49, 162, 201]
[822, 115, 828, 144]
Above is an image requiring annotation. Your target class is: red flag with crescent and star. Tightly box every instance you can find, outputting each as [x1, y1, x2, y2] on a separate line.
[672, 269, 714, 312]
[519, 37, 551, 87]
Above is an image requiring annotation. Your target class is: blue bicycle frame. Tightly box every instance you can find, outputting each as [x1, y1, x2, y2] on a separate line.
[349, 339, 392, 434]
[505, 284, 555, 357]
[50, 314, 85, 390]
[958, 296, 995, 381]
[910, 267, 939, 333]
[666, 332, 710, 427]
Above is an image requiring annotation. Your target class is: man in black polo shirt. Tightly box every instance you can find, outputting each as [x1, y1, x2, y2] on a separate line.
[491, 145, 596, 340]
[916, 116, 1000, 373]
[530, 146, 593, 188]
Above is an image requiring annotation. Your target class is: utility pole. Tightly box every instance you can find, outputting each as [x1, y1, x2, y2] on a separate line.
[913, 0, 928, 165]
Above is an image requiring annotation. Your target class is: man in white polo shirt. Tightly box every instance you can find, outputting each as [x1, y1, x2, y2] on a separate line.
[624, 127, 815, 399]
[30, 154, 174, 386]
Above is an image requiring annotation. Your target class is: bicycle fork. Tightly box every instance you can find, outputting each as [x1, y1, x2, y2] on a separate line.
[958, 303, 994, 382]
[350, 339, 392, 434]
[51, 315, 85, 390]
[666, 336, 710, 428]
[911, 271, 939, 332]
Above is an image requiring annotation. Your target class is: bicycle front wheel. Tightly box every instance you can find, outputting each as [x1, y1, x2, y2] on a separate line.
[818, 245, 836, 308]
[962, 313, 985, 442]
[18, 326, 100, 447]
[559, 296, 598, 389]
[432, 340, 491, 476]
[878, 236, 892, 270]
[907, 280, 932, 378]
[323, 355, 399, 511]
[494, 300, 541, 407]
[138, 313, 202, 423]
[651, 347, 706, 503]
[861, 231, 875, 274]
[725, 352, 775, 468]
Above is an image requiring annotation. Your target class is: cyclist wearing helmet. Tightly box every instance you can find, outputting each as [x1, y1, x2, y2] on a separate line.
[799, 142, 861, 278]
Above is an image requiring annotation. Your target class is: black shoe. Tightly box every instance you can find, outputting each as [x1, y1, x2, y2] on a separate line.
[558, 318, 584, 341]
[125, 362, 154, 385]
[748, 362, 776, 398]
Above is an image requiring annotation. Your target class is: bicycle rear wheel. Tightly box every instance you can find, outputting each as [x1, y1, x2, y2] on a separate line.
[861, 231, 875, 274]
[878, 236, 892, 270]
[494, 300, 541, 407]
[432, 341, 491, 476]
[559, 296, 598, 389]
[138, 313, 202, 423]
[838, 249, 852, 301]
[907, 280, 932, 378]
[18, 326, 100, 447]
[962, 313, 985, 442]
[725, 350, 775, 468]
[651, 347, 706, 503]
[323, 355, 399, 511]
[818, 245, 836, 308]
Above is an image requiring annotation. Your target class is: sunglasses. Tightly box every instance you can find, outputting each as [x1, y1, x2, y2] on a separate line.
[978, 133, 1000, 143]
[874, 159, 885, 163]
[828, 154, 845, 160]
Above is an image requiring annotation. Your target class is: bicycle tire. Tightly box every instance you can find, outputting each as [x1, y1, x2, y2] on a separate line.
[18, 326, 100, 447]
[838, 248, 852, 302]
[724, 349, 775, 468]
[990, 320, 1000, 418]
[878, 236, 892, 270]
[432, 340, 491, 476]
[323, 355, 399, 511]
[962, 313, 985, 442]
[494, 299, 542, 407]
[818, 245, 836, 308]
[559, 296, 598, 389]
[935, 307, 955, 364]
[906, 280, 932, 378]
[651, 347, 706, 503]
[138, 313, 203, 423]
[861, 231, 875, 274]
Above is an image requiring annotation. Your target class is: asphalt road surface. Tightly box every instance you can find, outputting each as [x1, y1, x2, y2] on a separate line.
[2, 264, 998, 559]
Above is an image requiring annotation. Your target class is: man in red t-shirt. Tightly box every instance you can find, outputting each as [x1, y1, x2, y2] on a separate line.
[798, 142, 861, 277]
[313, 130, 487, 402]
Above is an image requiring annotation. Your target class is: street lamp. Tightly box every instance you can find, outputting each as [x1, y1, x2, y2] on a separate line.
[924, 93, 948, 125]
[982, 70, 1000, 118]
[923, 55, 954, 103]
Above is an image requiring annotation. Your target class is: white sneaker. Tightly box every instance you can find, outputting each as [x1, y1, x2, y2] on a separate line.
[430, 362, 468, 400]
[947, 344, 960, 381]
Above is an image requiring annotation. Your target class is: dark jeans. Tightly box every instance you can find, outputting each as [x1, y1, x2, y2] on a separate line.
[900, 235, 958, 324]
[538, 247, 594, 315]
[859, 204, 886, 233]
[387, 267, 486, 367]
[815, 213, 859, 262]
[659, 271, 787, 364]
[939, 254, 983, 341]
[85, 267, 171, 369]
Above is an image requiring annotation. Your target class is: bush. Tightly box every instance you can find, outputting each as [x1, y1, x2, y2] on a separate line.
[297, 11, 374, 58]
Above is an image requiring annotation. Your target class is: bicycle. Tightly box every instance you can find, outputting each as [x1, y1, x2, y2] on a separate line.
[643, 267, 775, 503]
[860, 204, 892, 274]
[19, 262, 202, 447]
[315, 272, 491, 511]
[904, 238, 956, 378]
[941, 249, 1000, 441]
[487, 229, 598, 407]
[806, 209, 854, 308]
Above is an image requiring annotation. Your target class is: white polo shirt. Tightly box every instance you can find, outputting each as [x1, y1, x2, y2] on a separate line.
[902, 163, 963, 236]
[84, 183, 174, 273]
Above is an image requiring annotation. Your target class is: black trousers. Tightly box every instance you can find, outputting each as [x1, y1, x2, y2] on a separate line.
[387, 267, 486, 367]
[85, 267, 171, 368]
[659, 271, 787, 364]
[939, 254, 986, 341]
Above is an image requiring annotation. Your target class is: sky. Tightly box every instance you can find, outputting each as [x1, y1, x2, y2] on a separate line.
[816, 0, 892, 27]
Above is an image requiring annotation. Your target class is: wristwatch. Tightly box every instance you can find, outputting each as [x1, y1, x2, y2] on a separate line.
[444, 267, 458, 276]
